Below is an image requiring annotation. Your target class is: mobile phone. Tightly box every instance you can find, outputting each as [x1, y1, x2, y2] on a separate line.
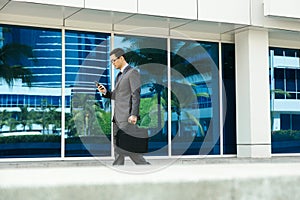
[94, 81, 100, 87]
[95, 81, 105, 90]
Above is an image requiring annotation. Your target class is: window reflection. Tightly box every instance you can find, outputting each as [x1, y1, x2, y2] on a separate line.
[0, 25, 237, 158]
[171, 39, 220, 155]
[65, 30, 111, 157]
[114, 34, 168, 156]
[222, 43, 236, 154]
[0, 25, 61, 158]
[270, 47, 300, 153]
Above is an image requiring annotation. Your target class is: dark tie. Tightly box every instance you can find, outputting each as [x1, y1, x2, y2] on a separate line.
[115, 71, 122, 84]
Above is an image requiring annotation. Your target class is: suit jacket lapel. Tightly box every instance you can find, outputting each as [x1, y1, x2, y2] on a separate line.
[115, 66, 132, 89]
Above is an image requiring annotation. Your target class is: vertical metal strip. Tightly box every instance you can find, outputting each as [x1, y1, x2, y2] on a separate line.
[167, 37, 172, 157]
[270, 50, 274, 131]
[110, 32, 115, 158]
[61, 27, 66, 158]
[219, 42, 224, 156]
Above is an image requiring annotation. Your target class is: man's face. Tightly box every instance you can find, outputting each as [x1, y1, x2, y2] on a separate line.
[110, 54, 122, 70]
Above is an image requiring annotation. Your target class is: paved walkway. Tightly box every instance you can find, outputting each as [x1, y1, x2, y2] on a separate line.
[1, 156, 300, 200]
[1, 156, 300, 168]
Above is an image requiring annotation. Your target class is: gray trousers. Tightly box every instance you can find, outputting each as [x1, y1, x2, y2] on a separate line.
[112, 122, 149, 165]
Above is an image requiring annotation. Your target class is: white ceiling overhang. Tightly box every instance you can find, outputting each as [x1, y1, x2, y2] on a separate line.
[0, 0, 246, 40]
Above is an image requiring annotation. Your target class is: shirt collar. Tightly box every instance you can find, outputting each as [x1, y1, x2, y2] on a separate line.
[120, 63, 129, 73]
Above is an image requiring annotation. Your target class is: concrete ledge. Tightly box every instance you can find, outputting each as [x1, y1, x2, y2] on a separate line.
[2, 156, 300, 168]
[237, 144, 272, 158]
[1, 162, 300, 200]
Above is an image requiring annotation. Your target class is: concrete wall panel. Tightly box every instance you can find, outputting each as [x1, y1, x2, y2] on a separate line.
[138, 0, 197, 19]
[252, 0, 300, 32]
[198, 0, 250, 24]
[264, 0, 300, 19]
[85, 0, 137, 13]
[11, 0, 84, 8]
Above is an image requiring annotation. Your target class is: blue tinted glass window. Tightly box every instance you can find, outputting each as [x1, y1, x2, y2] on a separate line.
[280, 114, 290, 130]
[17, 95, 24, 105]
[0, 24, 61, 158]
[270, 46, 300, 154]
[292, 115, 300, 130]
[65, 30, 111, 157]
[171, 39, 219, 156]
[270, 47, 300, 57]
[29, 96, 35, 106]
[297, 70, 300, 92]
[114, 34, 168, 156]
[286, 69, 296, 92]
[52, 96, 59, 106]
[222, 43, 236, 154]
[274, 68, 284, 90]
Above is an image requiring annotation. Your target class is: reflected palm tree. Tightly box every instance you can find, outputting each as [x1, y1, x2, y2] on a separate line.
[0, 27, 35, 87]
[94, 104, 111, 135]
[148, 83, 166, 131]
[121, 36, 167, 133]
[65, 113, 76, 137]
[121, 37, 211, 137]
[0, 110, 11, 132]
[139, 94, 165, 129]
[43, 104, 61, 134]
[170, 40, 215, 137]
[33, 99, 61, 134]
[18, 105, 35, 131]
[161, 81, 209, 137]
[7, 117, 18, 132]
[72, 93, 102, 136]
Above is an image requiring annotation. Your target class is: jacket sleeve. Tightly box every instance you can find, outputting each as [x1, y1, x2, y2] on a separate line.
[129, 69, 141, 117]
[102, 91, 114, 99]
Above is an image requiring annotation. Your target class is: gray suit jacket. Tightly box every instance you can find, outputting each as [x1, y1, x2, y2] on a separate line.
[103, 66, 141, 124]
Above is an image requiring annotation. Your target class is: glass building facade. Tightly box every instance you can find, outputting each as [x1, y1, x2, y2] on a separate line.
[270, 47, 300, 153]
[0, 24, 237, 158]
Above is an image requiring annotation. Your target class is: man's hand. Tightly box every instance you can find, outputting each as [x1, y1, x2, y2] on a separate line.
[97, 83, 107, 94]
[128, 115, 138, 124]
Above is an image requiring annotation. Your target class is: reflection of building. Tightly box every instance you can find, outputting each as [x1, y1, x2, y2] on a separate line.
[0, 28, 62, 113]
[0, 28, 110, 111]
[1, 0, 300, 158]
[0, 27, 110, 134]
[0, 79, 65, 111]
[0, 29, 64, 132]
[270, 48, 300, 131]
[65, 31, 111, 110]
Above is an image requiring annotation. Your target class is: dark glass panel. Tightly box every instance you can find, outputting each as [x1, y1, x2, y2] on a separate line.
[292, 115, 300, 130]
[286, 69, 296, 92]
[222, 43, 236, 154]
[280, 114, 290, 130]
[170, 39, 220, 155]
[274, 68, 285, 91]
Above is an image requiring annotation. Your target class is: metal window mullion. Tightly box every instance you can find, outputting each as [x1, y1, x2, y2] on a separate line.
[284, 69, 287, 99]
[295, 69, 297, 98]
[110, 32, 115, 158]
[270, 50, 275, 131]
[61, 27, 66, 159]
[167, 37, 172, 157]
[219, 42, 223, 156]
[290, 114, 292, 130]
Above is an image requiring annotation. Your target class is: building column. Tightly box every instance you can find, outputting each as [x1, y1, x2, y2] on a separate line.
[235, 28, 271, 158]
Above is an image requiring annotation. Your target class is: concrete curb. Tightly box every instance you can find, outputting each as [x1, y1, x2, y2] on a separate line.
[1, 162, 300, 200]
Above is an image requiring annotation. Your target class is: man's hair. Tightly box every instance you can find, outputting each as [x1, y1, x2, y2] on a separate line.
[110, 48, 126, 60]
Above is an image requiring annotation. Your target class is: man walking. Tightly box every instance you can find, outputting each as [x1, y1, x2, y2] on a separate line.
[97, 48, 150, 165]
